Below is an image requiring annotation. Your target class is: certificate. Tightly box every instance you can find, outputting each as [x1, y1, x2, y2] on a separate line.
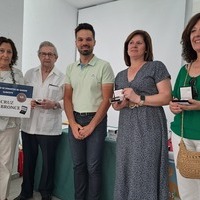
[0, 82, 33, 118]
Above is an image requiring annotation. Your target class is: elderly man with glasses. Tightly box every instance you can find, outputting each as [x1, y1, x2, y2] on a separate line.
[14, 41, 65, 200]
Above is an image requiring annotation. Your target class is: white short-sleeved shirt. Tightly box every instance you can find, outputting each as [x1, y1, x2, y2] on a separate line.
[21, 66, 65, 136]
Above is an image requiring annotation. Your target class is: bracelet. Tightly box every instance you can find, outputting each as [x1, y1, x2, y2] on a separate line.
[128, 102, 139, 109]
[138, 100, 144, 106]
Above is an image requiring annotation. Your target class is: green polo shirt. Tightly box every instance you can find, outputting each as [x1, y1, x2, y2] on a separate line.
[170, 65, 200, 140]
[66, 55, 115, 113]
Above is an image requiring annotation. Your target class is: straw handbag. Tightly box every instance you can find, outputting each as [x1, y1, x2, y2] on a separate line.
[177, 130, 200, 179]
[176, 66, 200, 179]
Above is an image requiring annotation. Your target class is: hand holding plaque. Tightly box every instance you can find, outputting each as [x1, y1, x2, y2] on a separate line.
[172, 86, 192, 105]
[110, 89, 124, 103]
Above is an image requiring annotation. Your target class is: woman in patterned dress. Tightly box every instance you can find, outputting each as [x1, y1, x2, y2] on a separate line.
[112, 30, 172, 200]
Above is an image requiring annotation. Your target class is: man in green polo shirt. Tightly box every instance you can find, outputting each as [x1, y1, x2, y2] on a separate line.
[64, 23, 114, 200]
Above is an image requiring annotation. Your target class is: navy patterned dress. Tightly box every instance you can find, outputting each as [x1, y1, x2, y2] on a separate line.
[114, 61, 170, 200]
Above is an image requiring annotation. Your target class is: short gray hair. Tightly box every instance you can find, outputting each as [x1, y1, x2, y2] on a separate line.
[38, 41, 58, 57]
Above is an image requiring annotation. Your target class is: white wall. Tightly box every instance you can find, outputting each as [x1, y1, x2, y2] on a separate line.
[78, 0, 191, 128]
[192, 0, 200, 15]
[0, 0, 24, 70]
[0, 0, 24, 176]
[22, 0, 77, 74]
[1, 0, 195, 128]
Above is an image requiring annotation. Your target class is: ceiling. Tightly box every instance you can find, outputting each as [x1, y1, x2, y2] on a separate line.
[65, 0, 199, 11]
[64, 0, 117, 9]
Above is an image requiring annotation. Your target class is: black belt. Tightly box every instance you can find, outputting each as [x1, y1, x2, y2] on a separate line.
[74, 111, 96, 116]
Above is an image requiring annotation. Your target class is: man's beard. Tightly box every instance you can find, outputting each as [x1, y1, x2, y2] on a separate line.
[78, 48, 93, 56]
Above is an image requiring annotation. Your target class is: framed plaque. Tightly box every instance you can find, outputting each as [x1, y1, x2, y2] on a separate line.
[0, 82, 33, 118]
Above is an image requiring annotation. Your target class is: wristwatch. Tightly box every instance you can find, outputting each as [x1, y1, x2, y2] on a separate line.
[138, 95, 145, 106]
[53, 102, 59, 110]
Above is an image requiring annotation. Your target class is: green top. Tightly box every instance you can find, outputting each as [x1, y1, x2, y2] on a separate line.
[65, 55, 115, 112]
[170, 65, 200, 140]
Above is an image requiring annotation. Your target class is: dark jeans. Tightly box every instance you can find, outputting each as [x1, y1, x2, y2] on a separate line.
[20, 131, 61, 198]
[68, 113, 107, 200]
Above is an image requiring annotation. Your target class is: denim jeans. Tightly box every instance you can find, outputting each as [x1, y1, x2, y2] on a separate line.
[68, 113, 107, 200]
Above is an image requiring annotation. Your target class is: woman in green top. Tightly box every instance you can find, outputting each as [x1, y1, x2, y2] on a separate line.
[170, 12, 200, 200]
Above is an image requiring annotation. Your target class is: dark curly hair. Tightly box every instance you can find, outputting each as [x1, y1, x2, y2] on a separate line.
[124, 30, 153, 67]
[181, 13, 200, 63]
[0, 36, 18, 83]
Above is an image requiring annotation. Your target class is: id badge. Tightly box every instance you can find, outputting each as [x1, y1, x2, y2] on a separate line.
[180, 86, 192, 100]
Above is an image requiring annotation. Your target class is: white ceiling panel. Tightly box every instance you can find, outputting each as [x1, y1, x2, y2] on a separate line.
[64, 0, 117, 9]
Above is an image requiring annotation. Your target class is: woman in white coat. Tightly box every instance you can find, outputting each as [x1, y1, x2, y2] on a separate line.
[0, 36, 24, 200]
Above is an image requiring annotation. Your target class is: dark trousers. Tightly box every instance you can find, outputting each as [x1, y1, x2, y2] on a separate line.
[20, 131, 61, 198]
[69, 113, 107, 200]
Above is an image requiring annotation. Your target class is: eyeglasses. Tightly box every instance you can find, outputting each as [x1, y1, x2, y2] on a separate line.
[39, 52, 55, 58]
[189, 77, 198, 98]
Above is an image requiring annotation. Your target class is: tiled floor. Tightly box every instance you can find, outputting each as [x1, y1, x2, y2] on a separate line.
[8, 176, 60, 200]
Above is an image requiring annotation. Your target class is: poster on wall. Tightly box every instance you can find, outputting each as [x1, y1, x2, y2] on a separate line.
[0, 82, 33, 118]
